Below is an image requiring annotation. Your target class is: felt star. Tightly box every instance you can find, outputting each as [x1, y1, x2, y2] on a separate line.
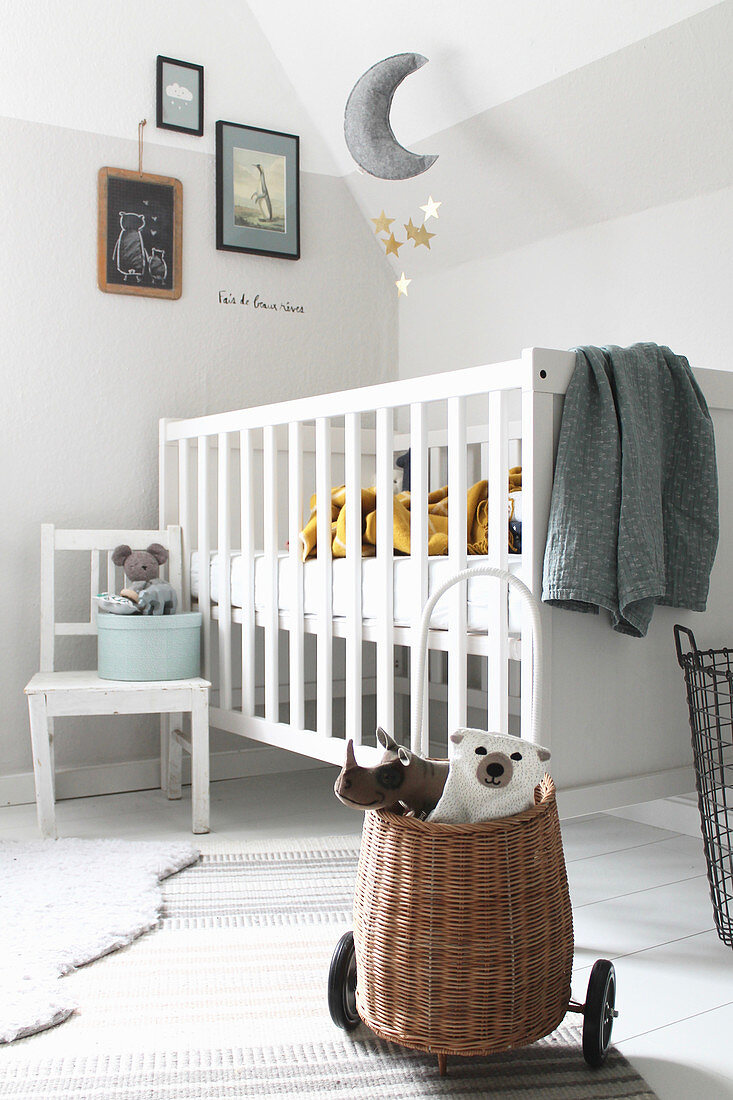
[395, 272, 411, 297]
[371, 210, 395, 235]
[383, 232, 404, 257]
[413, 223, 436, 249]
[404, 218, 419, 242]
[420, 196, 442, 221]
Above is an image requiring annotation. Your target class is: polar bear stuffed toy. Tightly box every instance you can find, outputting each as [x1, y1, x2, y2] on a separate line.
[427, 729, 551, 824]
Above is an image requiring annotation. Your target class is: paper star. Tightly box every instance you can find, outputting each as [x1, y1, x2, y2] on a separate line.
[420, 196, 442, 221]
[395, 272, 411, 297]
[404, 218, 419, 242]
[383, 232, 404, 257]
[413, 223, 436, 249]
[371, 210, 395, 235]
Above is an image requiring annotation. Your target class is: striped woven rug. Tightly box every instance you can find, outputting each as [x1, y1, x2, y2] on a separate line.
[0, 836, 657, 1099]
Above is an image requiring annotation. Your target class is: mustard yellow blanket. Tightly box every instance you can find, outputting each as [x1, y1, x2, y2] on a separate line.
[299, 469, 521, 562]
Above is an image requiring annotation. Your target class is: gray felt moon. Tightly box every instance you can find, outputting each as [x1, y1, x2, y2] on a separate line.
[344, 53, 438, 180]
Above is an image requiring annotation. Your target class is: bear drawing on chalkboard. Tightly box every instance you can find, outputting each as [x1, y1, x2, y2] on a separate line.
[148, 248, 168, 286]
[112, 212, 146, 282]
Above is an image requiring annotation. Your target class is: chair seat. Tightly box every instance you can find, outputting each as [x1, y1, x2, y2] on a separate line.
[25, 670, 211, 695]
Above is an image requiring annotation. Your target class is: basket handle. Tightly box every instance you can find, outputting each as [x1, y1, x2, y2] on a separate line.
[674, 624, 698, 667]
[410, 565, 544, 754]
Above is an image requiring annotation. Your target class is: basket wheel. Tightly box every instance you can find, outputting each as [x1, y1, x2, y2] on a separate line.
[328, 931, 360, 1031]
[582, 960, 617, 1068]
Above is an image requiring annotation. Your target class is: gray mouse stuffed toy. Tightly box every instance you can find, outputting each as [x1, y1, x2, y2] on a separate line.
[112, 543, 169, 595]
[111, 543, 177, 614]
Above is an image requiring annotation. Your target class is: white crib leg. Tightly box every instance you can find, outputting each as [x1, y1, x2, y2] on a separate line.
[28, 693, 56, 839]
[159, 713, 169, 790]
[166, 713, 183, 800]
[191, 688, 210, 834]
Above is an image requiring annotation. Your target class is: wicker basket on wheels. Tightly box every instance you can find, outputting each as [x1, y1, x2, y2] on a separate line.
[354, 775, 572, 1059]
[328, 566, 618, 1076]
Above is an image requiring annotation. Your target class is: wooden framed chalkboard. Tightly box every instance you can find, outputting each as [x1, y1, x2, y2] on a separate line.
[98, 168, 182, 299]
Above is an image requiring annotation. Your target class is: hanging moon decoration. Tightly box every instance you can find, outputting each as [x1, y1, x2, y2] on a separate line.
[344, 53, 438, 180]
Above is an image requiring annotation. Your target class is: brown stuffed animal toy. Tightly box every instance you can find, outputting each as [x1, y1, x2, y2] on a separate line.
[334, 728, 448, 817]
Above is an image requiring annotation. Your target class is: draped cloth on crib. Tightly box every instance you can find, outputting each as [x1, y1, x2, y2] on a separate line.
[542, 343, 719, 637]
[298, 470, 522, 563]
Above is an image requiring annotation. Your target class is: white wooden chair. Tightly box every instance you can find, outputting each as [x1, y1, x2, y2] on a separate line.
[24, 525, 211, 837]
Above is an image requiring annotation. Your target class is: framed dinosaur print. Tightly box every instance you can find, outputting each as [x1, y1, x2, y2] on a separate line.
[97, 167, 182, 299]
[215, 121, 300, 260]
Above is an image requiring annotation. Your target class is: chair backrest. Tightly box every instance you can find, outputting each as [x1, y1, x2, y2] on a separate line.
[39, 525, 183, 672]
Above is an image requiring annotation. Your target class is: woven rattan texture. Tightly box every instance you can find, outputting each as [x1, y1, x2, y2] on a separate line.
[353, 775, 574, 1056]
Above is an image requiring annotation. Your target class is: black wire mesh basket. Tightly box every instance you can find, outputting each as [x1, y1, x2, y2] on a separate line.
[675, 625, 733, 948]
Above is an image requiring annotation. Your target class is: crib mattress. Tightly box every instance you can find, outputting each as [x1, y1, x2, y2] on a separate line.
[190, 552, 523, 633]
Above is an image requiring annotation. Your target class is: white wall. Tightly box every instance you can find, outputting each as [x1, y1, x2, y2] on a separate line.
[398, 185, 733, 377]
[0, 5, 396, 802]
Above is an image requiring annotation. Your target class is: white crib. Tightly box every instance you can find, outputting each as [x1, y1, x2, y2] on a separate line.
[159, 347, 733, 815]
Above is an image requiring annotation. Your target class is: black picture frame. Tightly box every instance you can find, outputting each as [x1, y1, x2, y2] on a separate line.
[216, 120, 300, 260]
[156, 55, 204, 136]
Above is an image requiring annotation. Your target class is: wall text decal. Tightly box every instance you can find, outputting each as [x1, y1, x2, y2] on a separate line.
[218, 290, 305, 313]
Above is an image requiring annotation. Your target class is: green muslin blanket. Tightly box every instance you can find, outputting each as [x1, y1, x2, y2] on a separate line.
[542, 344, 718, 637]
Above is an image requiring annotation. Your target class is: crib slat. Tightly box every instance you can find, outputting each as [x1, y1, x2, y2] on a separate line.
[520, 381, 555, 746]
[344, 411, 363, 746]
[263, 426, 279, 722]
[197, 435, 212, 682]
[316, 417, 333, 739]
[178, 438, 191, 609]
[240, 430, 255, 717]
[90, 550, 100, 624]
[448, 396, 467, 732]
[410, 402, 429, 754]
[217, 433, 233, 711]
[288, 421, 305, 731]
[488, 391, 509, 733]
[376, 406, 394, 737]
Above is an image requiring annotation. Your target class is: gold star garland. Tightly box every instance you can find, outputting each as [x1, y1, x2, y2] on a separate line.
[369, 197, 443, 296]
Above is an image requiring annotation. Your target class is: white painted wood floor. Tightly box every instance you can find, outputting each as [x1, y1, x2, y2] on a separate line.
[1, 771, 731, 1100]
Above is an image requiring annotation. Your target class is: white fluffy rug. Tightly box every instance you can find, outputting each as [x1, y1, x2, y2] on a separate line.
[0, 838, 198, 1044]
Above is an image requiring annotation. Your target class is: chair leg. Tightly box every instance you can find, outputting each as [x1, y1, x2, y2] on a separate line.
[190, 688, 210, 834]
[165, 712, 183, 801]
[27, 693, 57, 839]
[48, 716, 56, 800]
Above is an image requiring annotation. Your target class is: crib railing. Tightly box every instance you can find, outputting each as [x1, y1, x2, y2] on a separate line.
[159, 348, 567, 766]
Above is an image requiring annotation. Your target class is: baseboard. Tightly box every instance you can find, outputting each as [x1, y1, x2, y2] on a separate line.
[606, 790, 702, 837]
[555, 764, 696, 820]
[0, 746, 323, 808]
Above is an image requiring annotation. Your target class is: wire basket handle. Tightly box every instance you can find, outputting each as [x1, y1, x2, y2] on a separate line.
[674, 624, 699, 668]
[411, 565, 544, 753]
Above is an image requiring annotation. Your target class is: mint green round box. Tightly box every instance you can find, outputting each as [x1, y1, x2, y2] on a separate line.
[97, 612, 202, 681]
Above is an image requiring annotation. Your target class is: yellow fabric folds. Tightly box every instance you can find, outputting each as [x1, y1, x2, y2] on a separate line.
[298, 469, 521, 562]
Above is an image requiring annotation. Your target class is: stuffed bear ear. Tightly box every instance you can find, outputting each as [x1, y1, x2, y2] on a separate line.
[146, 543, 169, 565]
[537, 744, 552, 762]
[449, 732, 464, 744]
[111, 544, 131, 566]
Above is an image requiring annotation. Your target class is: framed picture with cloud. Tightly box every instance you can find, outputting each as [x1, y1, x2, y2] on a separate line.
[156, 55, 204, 136]
[216, 121, 300, 260]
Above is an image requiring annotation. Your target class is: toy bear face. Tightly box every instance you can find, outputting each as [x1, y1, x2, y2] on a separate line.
[452, 729, 550, 803]
[111, 542, 169, 582]
[427, 728, 552, 823]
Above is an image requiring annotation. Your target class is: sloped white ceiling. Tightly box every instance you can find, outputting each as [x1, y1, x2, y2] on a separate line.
[247, 0, 724, 175]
